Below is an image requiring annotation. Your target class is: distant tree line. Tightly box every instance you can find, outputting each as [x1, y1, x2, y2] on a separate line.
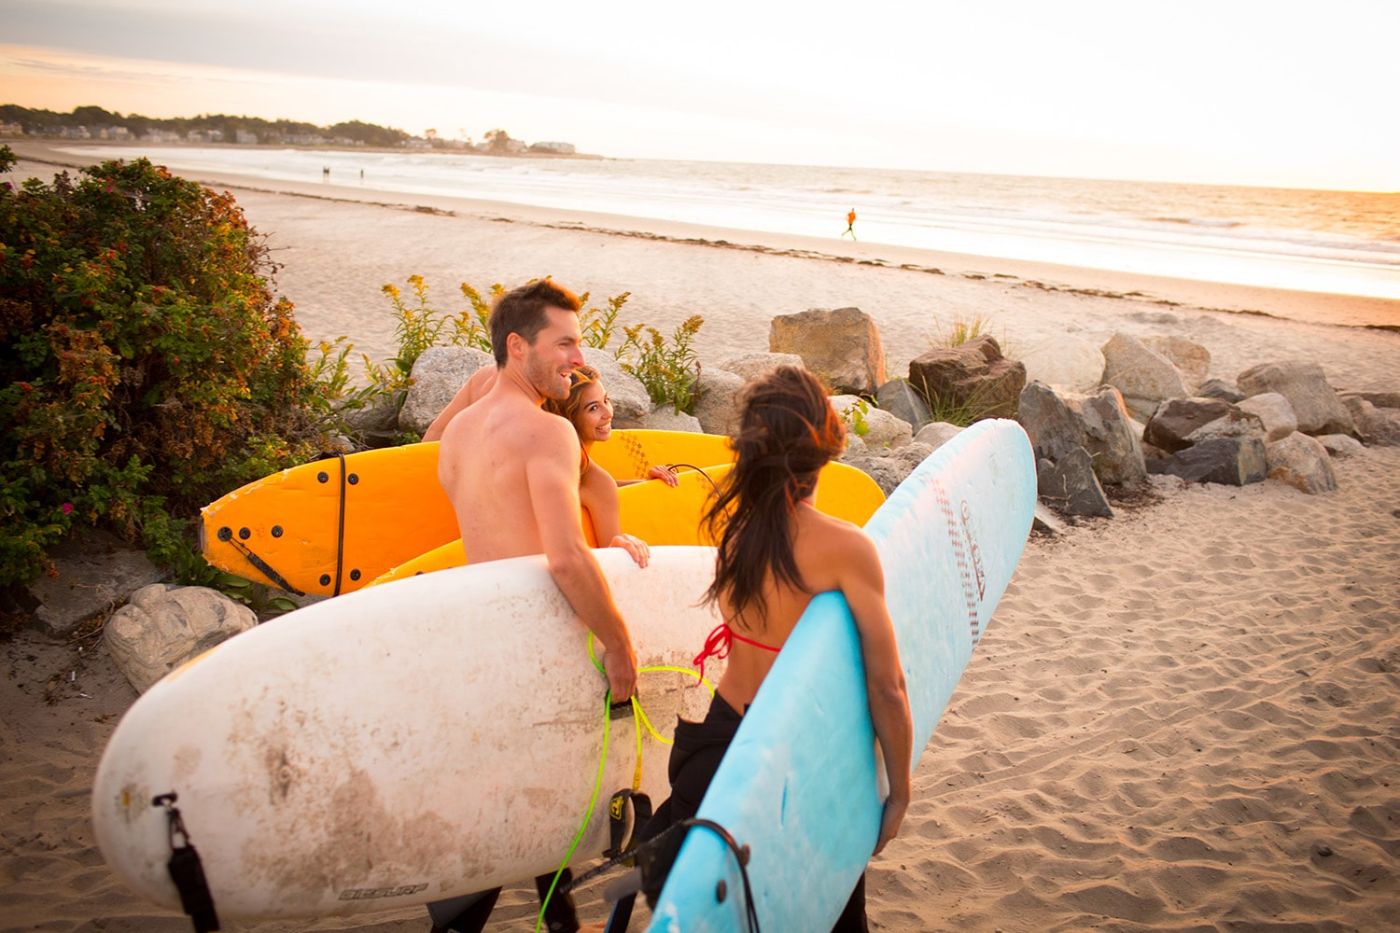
[0, 105, 411, 147]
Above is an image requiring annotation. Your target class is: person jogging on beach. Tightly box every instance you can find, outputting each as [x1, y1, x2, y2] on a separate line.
[428, 279, 640, 933]
[843, 207, 857, 240]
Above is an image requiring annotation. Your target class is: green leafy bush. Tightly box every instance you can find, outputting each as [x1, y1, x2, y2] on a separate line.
[0, 151, 341, 586]
[616, 315, 705, 414]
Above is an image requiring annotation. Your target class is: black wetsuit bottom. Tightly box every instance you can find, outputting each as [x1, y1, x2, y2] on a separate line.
[638, 694, 868, 933]
[426, 869, 578, 933]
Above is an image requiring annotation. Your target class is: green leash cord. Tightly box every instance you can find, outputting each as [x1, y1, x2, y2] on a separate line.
[534, 636, 716, 931]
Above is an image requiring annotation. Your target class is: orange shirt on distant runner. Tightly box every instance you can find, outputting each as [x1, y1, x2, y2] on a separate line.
[847, 210, 857, 226]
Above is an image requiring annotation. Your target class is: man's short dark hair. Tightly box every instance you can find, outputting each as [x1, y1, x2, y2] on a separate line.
[489, 280, 582, 366]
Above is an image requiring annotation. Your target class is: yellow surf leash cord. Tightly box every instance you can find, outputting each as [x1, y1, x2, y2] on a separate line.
[534, 636, 715, 932]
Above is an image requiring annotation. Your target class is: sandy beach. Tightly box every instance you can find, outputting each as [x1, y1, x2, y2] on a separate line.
[3, 143, 1398, 931]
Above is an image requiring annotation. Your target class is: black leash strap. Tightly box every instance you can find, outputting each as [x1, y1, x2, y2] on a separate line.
[565, 816, 759, 933]
[152, 793, 220, 933]
[329, 450, 348, 596]
[226, 538, 303, 595]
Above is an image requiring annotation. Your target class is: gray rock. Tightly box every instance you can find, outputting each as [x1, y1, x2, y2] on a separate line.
[830, 395, 913, 450]
[1068, 386, 1147, 487]
[1100, 333, 1188, 420]
[1236, 360, 1354, 435]
[891, 442, 934, 471]
[769, 307, 886, 395]
[1017, 336, 1105, 393]
[1342, 396, 1400, 446]
[582, 348, 653, 427]
[1265, 433, 1338, 494]
[1017, 381, 1087, 464]
[1317, 434, 1365, 458]
[1197, 378, 1245, 403]
[1143, 397, 1232, 452]
[105, 584, 257, 693]
[1188, 408, 1267, 446]
[339, 390, 403, 436]
[636, 407, 703, 432]
[398, 347, 494, 434]
[1340, 390, 1400, 410]
[27, 532, 165, 639]
[1037, 447, 1113, 518]
[1237, 392, 1298, 443]
[1141, 336, 1211, 390]
[714, 352, 806, 383]
[913, 421, 964, 452]
[875, 379, 932, 432]
[840, 451, 918, 496]
[1147, 436, 1268, 486]
[908, 336, 1025, 421]
[691, 368, 745, 436]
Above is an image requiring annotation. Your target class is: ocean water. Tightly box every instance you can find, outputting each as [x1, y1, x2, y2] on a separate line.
[66, 146, 1400, 302]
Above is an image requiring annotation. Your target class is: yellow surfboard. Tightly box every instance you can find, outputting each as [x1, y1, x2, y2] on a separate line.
[368, 461, 886, 585]
[200, 431, 736, 597]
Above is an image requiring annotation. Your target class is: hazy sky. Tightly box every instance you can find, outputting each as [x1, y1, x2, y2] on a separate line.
[4, 0, 1397, 190]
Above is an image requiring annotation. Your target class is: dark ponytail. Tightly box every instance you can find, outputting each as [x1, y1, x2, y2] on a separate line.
[702, 366, 847, 623]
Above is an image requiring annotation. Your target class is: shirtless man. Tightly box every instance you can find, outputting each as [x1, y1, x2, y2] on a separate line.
[438, 278, 638, 696]
[429, 280, 637, 933]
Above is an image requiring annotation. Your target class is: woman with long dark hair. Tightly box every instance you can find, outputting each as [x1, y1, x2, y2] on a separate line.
[646, 365, 914, 931]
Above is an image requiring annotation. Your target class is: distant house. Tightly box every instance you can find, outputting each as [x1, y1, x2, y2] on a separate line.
[144, 129, 182, 143]
[235, 130, 259, 145]
[529, 141, 576, 155]
[0, 122, 24, 137]
[57, 126, 92, 140]
[286, 133, 327, 146]
[404, 137, 432, 150]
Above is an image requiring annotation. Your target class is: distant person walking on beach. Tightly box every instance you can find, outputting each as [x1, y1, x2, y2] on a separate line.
[843, 207, 857, 240]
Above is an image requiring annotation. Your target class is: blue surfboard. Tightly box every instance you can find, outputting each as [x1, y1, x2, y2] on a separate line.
[646, 418, 1036, 931]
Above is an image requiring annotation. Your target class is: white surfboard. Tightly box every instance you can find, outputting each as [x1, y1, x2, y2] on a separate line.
[92, 548, 723, 919]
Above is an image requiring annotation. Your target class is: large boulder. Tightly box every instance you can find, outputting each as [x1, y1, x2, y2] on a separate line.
[691, 368, 745, 436]
[635, 407, 703, 432]
[830, 395, 913, 450]
[1265, 433, 1338, 494]
[908, 336, 1025, 421]
[582, 348, 652, 427]
[1017, 336, 1105, 393]
[398, 346, 494, 434]
[1067, 386, 1147, 487]
[1237, 392, 1299, 443]
[105, 584, 257, 693]
[1342, 397, 1400, 447]
[1037, 447, 1113, 518]
[1236, 360, 1354, 435]
[875, 379, 932, 433]
[769, 307, 886, 395]
[1141, 336, 1211, 390]
[339, 390, 403, 437]
[1143, 397, 1264, 452]
[1197, 378, 1245, 403]
[715, 352, 805, 383]
[1317, 434, 1365, 458]
[913, 421, 964, 452]
[840, 443, 931, 495]
[26, 531, 165, 639]
[1341, 390, 1400, 409]
[1147, 437, 1267, 486]
[1017, 381, 1087, 464]
[1143, 397, 1232, 452]
[1100, 333, 1188, 420]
